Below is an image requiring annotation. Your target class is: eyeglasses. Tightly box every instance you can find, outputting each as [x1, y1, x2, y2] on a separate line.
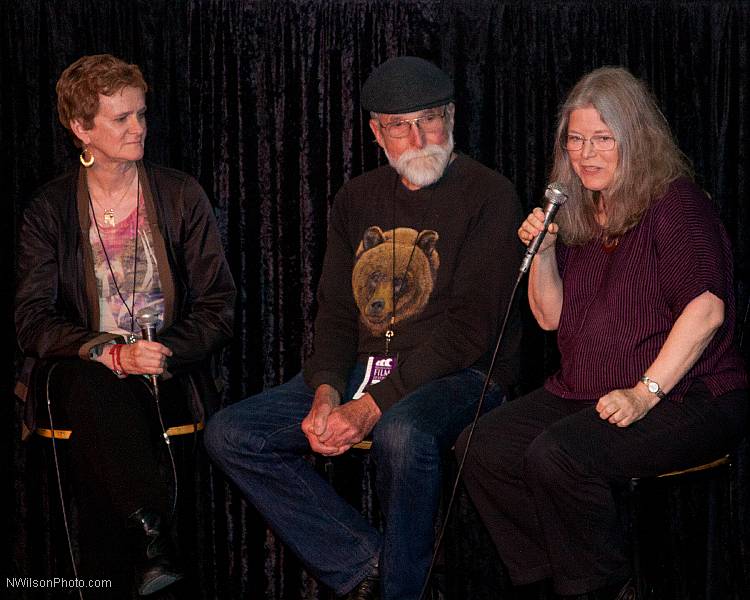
[378, 110, 446, 139]
[565, 134, 616, 152]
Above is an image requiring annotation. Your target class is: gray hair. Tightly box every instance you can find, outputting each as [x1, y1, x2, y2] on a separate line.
[551, 67, 692, 245]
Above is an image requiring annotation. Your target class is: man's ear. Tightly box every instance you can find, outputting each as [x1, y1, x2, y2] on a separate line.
[70, 119, 91, 146]
[369, 119, 385, 150]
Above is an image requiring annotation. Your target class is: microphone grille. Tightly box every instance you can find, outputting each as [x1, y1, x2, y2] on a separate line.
[135, 307, 159, 328]
[545, 182, 569, 205]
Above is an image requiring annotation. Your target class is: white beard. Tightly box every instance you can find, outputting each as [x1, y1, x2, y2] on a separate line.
[386, 132, 455, 188]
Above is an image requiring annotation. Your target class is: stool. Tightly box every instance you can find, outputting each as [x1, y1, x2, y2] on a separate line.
[627, 455, 732, 600]
[35, 420, 204, 440]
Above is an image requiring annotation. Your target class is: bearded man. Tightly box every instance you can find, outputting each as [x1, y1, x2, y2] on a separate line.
[206, 56, 522, 600]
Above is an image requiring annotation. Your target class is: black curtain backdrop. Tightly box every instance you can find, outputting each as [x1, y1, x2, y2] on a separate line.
[2, 1, 749, 599]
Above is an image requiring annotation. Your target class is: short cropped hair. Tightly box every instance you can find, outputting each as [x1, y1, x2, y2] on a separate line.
[56, 54, 148, 147]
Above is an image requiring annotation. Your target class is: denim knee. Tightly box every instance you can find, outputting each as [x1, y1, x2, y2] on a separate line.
[204, 403, 249, 464]
[372, 415, 439, 471]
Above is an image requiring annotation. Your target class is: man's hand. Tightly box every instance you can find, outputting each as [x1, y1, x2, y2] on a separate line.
[302, 384, 342, 455]
[317, 392, 382, 455]
[596, 385, 659, 428]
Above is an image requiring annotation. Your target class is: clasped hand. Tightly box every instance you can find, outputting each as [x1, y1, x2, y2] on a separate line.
[119, 340, 173, 375]
[302, 384, 382, 456]
[596, 386, 658, 428]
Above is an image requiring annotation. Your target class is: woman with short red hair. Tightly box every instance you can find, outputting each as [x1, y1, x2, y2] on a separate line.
[16, 54, 235, 596]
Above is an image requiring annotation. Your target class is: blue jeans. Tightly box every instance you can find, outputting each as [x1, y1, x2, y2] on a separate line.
[204, 364, 503, 599]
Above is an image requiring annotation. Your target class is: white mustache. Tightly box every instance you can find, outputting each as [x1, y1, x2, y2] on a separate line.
[386, 134, 454, 188]
[399, 146, 445, 163]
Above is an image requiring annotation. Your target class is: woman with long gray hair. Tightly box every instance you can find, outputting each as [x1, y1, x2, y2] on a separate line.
[456, 67, 748, 599]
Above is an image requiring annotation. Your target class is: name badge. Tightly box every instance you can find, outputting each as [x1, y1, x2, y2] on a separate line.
[352, 354, 398, 399]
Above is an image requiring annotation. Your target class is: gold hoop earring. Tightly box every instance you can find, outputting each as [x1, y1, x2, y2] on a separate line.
[79, 147, 95, 168]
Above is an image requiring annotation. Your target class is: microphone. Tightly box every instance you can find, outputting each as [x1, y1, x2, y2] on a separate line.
[135, 307, 160, 391]
[519, 182, 569, 274]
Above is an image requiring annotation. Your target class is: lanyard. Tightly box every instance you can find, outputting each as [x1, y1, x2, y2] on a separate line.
[384, 173, 432, 355]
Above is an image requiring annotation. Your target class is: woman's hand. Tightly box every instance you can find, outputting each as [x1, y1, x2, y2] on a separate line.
[518, 207, 559, 254]
[119, 340, 173, 375]
[595, 292, 725, 429]
[596, 385, 659, 428]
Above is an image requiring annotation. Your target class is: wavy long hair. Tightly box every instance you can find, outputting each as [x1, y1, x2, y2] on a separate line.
[551, 67, 692, 245]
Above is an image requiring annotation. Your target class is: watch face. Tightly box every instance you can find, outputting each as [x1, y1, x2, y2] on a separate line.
[647, 381, 659, 393]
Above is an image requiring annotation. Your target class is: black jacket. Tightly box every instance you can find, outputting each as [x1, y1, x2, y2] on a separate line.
[15, 161, 236, 437]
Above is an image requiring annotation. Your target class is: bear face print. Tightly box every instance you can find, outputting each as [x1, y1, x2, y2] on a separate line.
[352, 226, 440, 336]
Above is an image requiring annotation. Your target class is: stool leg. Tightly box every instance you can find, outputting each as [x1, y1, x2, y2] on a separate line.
[628, 478, 648, 600]
[727, 459, 738, 599]
[702, 462, 732, 600]
[704, 475, 718, 599]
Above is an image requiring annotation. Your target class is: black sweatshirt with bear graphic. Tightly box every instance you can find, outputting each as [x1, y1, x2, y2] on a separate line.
[303, 153, 523, 411]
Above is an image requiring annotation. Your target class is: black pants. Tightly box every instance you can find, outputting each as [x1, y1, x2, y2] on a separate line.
[49, 360, 187, 521]
[37, 360, 192, 600]
[44, 360, 193, 594]
[455, 383, 748, 596]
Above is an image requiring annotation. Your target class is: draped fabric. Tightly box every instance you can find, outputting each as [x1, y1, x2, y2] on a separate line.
[2, 1, 749, 598]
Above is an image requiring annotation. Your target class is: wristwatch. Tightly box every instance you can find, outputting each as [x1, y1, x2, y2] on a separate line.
[639, 375, 666, 399]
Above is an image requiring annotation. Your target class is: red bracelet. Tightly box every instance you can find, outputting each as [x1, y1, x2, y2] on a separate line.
[115, 344, 125, 374]
[108, 344, 126, 376]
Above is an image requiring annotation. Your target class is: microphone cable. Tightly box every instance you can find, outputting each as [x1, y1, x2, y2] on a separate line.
[142, 374, 179, 523]
[417, 268, 524, 600]
[45, 362, 85, 600]
[417, 182, 566, 598]
[135, 308, 180, 524]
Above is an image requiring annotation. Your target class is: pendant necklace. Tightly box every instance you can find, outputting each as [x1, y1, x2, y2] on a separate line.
[88, 173, 141, 335]
[92, 168, 137, 227]
[103, 209, 116, 228]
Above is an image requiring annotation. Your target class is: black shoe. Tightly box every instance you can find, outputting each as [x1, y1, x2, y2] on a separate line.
[594, 578, 637, 600]
[343, 565, 379, 600]
[127, 508, 184, 596]
[611, 578, 636, 600]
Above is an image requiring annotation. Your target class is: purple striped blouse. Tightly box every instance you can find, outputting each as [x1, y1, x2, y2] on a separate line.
[545, 177, 748, 401]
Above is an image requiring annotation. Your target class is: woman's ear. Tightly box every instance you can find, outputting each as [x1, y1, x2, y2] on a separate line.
[70, 119, 91, 146]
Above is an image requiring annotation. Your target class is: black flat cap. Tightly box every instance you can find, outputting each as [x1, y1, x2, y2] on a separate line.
[361, 56, 454, 114]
